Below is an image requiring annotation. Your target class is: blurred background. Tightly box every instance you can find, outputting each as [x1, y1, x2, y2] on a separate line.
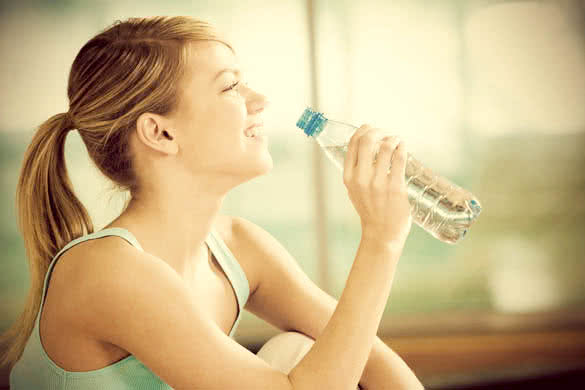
[1, 0, 584, 388]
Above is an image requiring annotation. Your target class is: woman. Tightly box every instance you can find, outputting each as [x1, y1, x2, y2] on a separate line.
[1, 16, 423, 389]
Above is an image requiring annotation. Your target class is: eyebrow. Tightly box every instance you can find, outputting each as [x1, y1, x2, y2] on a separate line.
[213, 67, 241, 81]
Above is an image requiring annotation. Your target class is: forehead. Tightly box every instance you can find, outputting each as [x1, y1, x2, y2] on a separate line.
[184, 41, 238, 83]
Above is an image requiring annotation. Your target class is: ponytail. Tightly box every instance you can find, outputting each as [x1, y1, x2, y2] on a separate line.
[0, 112, 94, 370]
[0, 14, 234, 373]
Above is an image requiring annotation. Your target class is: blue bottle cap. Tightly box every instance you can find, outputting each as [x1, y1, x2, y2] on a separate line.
[296, 107, 328, 137]
[469, 198, 482, 217]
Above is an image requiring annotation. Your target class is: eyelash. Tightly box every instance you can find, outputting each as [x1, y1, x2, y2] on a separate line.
[225, 80, 249, 92]
[225, 81, 240, 92]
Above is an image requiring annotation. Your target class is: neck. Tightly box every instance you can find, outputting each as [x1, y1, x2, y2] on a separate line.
[104, 182, 228, 276]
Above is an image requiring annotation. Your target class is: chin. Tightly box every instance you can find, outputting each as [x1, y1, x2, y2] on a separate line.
[252, 154, 274, 176]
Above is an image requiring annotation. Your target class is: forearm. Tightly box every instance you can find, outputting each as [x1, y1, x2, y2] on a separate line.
[288, 239, 399, 390]
[359, 336, 424, 390]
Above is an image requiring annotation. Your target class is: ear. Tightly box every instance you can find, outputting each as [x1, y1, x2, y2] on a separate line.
[135, 113, 179, 155]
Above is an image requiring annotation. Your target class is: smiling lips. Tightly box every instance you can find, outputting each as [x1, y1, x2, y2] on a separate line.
[244, 122, 264, 138]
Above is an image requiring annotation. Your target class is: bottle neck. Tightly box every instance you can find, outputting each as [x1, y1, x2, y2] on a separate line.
[314, 119, 358, 147]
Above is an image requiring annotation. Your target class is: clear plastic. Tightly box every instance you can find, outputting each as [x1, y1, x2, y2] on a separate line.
[296, 107, 482, 244]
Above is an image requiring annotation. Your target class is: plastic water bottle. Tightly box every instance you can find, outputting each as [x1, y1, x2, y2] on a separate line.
[296, 107, 482, 244]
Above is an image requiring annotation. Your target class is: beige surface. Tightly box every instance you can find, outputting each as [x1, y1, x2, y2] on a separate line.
[256, 331, 315, 375]
[257, 331, 360, 389]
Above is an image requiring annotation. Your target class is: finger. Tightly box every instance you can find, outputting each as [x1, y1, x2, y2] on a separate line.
[372, 136, 400, 182]
[349, 124, 373, 167]
[388, 140, 408, 187]
[344, 124, 372, 181]
[356, 128, 385, 179]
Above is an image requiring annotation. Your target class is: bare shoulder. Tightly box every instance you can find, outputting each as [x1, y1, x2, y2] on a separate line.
[58, 234, 179, 329]
[213, 214, 235, 241]
[53, 225, 293, 389]
[54, 233, 143, 285]
[223, 215, 277, 251]
[213, 215, 272, 299]
[214, 214, 261, 247]
[48, 233, 143, 314]
[213, 214, 266, 245]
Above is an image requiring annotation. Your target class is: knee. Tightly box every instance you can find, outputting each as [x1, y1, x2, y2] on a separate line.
[256, 331, 315, 374]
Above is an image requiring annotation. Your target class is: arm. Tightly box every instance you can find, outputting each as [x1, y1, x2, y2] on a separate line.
[230, 216, 424, 390]
[362, 337, 426, 390]
[68, 243, 294, 390]
[68, 228, 410, 390]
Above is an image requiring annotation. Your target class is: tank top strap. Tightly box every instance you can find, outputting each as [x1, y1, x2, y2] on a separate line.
[38, 227, 144, 322]
[206, 227, 250, 313]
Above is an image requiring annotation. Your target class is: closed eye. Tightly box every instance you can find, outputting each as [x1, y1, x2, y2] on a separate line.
[224, 81, 239, 92]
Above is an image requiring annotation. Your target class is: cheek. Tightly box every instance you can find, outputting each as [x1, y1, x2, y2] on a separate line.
[184, 97, 248, 151]
[213, 101, 247, 135]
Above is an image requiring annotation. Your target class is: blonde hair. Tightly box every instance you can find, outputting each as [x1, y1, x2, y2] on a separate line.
[0, 15, 233, 370]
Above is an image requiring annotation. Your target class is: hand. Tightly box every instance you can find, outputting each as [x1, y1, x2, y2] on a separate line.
[343, 125, 413, 251]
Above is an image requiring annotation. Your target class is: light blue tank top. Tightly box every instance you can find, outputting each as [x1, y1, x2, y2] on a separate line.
[9, 226, 250, 389]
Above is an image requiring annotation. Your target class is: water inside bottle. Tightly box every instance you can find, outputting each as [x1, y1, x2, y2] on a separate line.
[323, 144, 482, 244]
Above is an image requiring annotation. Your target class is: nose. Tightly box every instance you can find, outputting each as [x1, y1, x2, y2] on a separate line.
[246, 87, 270, 115]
